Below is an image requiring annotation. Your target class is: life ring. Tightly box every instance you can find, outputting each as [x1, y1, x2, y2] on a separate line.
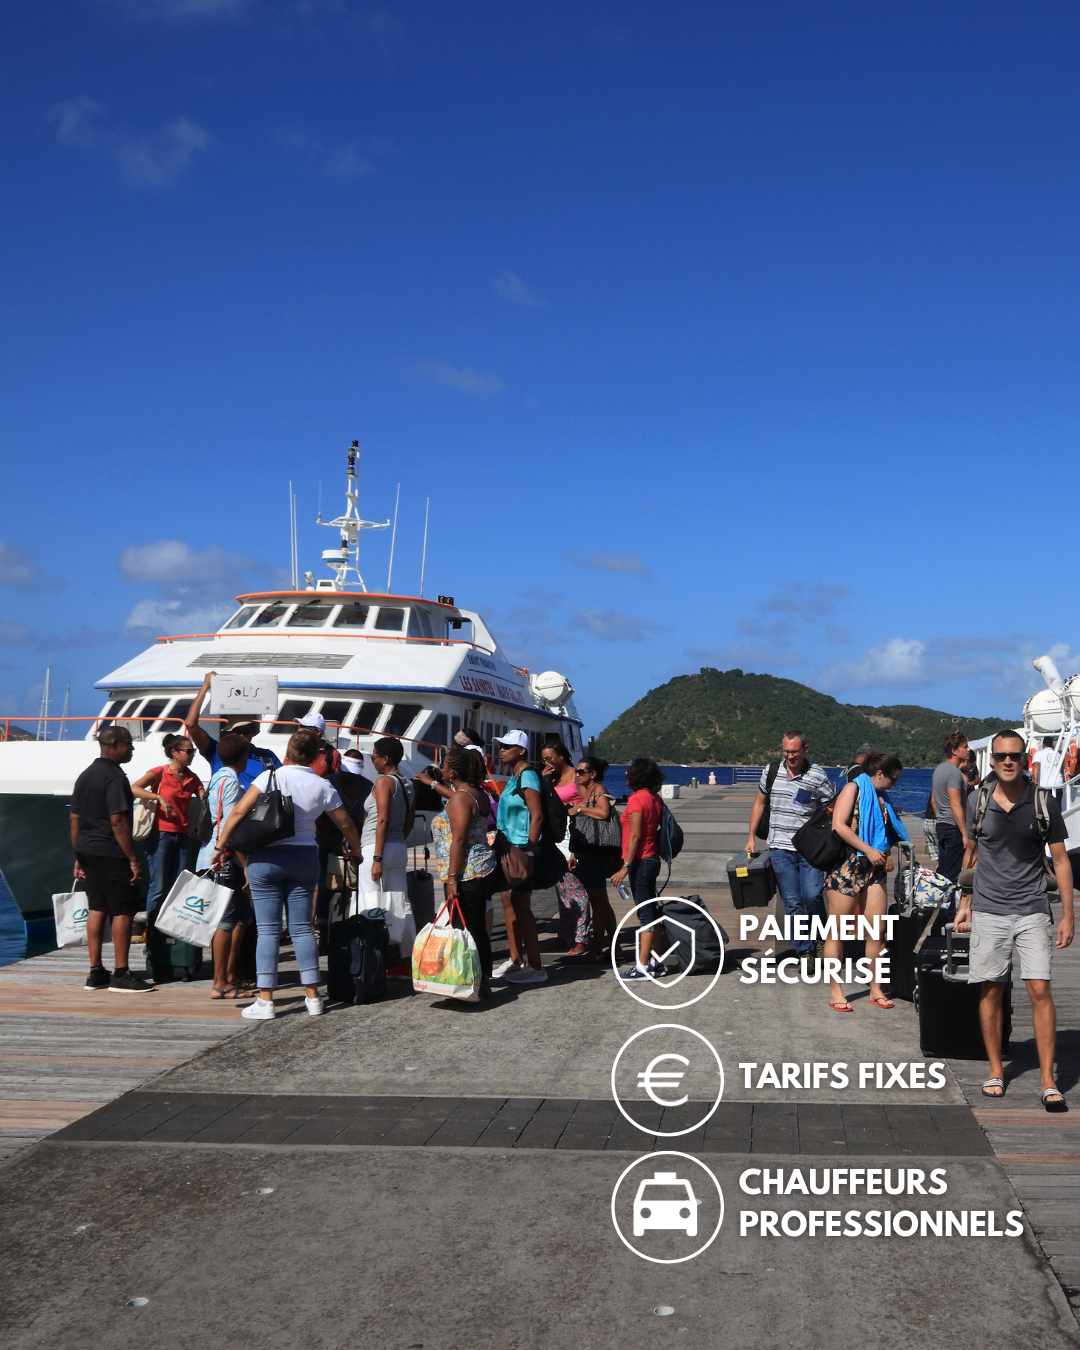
[1065, 740, 1078, 781]
[1028, 747, 1039, 773]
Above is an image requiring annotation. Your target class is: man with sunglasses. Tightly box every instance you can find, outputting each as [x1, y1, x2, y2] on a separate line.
[957, 730, 1074, 1111]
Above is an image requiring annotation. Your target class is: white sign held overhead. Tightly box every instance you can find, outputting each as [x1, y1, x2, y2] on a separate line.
[210, 674, 279, 721]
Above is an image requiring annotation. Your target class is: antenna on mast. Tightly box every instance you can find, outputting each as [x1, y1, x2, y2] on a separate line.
[288, 483, 299, 590]
[317, 439, 390, 590]
[36, 664, 50, 741]
[386, 482, 401, 592]
[419, 496, 430, 598]
[59, 681, 70, 741]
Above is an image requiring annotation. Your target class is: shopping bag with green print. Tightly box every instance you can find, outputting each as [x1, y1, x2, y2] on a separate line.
[411, 897, 481, 1001]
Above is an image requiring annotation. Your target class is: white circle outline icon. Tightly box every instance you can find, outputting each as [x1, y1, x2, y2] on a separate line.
[610, 1151, 725, 1264]
[611, 1024, 724, 1137]
[611, 898, 725, 1009]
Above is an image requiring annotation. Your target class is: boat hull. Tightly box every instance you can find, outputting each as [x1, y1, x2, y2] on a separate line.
[0, 793, 74, 928]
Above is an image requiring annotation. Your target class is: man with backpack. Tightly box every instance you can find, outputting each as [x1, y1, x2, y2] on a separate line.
[744, 732, 834, 958]
[956, 729, 1074, 1111]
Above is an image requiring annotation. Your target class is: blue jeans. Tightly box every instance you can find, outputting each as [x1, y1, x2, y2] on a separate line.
[245, 844, 321, 989]
[145, 830, 190, 914]
[629, 856, 662, 926]
[770, 848, 824, 954]
[936, 823, 964, 884]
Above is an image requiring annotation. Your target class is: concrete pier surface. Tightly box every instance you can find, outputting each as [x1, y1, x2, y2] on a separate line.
[1, 784, 1078, 1348]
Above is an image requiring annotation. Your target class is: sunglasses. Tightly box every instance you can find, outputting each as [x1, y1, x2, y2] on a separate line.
[574, 768, 591, 775]
[991, 750, 1024, 763]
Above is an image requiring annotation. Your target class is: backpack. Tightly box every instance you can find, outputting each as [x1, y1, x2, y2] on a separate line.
[755, 761, 781, 839]
[513, 771, 568, 844]
[658, 803, 684, 861]
[970, 776, 1056, 882]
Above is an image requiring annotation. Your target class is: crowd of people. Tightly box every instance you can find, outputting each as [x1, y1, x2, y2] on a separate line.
[66, 701, 1075, 1107]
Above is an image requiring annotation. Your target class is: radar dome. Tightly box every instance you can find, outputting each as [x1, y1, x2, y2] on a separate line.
[531, 671, 574, 707]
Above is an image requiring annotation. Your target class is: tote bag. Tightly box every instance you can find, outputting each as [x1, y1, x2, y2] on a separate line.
[52, 887, 91, 948]
[411, 898, 482, 1001]
[154, 869, 233, 947]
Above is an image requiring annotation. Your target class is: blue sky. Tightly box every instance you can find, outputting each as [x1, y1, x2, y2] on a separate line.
[1, 0, 1079, 739]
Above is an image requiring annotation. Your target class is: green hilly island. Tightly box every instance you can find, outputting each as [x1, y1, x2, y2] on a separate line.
[594, 667, 1012, 767]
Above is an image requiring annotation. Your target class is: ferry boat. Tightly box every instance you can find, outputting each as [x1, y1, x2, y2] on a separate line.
[0, 446, 583, 940]
[968, 651, 1080, 850]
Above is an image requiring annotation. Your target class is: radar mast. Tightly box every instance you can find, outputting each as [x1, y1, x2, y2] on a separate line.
[316, 440, 390, 590]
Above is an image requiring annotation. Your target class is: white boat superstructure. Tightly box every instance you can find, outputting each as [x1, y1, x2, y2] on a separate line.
[0, 448, 583, 928]
[968, 651, 1080, 851]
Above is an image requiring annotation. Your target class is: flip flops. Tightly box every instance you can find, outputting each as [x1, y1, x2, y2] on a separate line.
[1043, 1087, 1068, 1113]
[867, 996, 894, 1009]
[828, 1001, 853, 1013]
[981, 1077, 1005, 1098]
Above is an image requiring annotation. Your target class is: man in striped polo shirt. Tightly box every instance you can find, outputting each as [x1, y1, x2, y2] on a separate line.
[744, 732, 835, 956]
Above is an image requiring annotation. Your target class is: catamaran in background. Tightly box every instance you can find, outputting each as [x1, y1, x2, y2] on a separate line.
[968, 652, 1080, 851]
[0, 445, 582, 942]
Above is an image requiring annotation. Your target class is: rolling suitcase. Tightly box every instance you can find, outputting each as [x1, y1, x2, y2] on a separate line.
[885, 905, 950, 1002]
[916, 924, 1011, 1059]
[727, 851, 776, 909]
[327, 893, 388, 1004]
[407, 869, 436, 933]
[145, 913, 203, 982]
[660, 896, 728, 974]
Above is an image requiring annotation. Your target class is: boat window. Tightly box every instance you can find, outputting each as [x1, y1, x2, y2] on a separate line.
[319, 701, 352, 745]
[223, 606, 259, 631]
[271, 699, 314, 733]
[373, 607, 405, 632]
[416, 713, 448, 761]
[250, 604, 291, 628]
[384, 703, 422, 738]
[96, 700, 125, 730]
[408, 608, 434, 639]
[289, 603, 334, 628]
[333, 603, 370, 629]
[140, 699, 169, 731]
[350, 702, 384, 734]
[451, 714, 461, 741]
[158, 700, 191, 734]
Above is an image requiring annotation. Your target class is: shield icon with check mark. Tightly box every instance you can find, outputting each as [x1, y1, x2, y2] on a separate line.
[637, 915, 694, 986]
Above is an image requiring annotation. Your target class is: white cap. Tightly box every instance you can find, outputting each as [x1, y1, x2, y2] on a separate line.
[464, 743, 486, 757]
[298, 712, 326, 733]
[494, 730, 529, 749]
[339, 756, 367, 776]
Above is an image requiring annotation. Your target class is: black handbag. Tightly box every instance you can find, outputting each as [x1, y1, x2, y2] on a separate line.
[568, 793, 622, 853]
[791, 805, 846, 871]
[229, 769, 295, 853]
[188, 794, 213, 847]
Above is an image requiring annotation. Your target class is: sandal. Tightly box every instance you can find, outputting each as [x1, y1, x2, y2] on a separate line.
[828, 1001, 853, 1013]
[1042, 1087, 1068, 1113]
[867, 996, 894, 1009]
[981, 1077, 1005, 1098]
[211, 986, 240, 1000]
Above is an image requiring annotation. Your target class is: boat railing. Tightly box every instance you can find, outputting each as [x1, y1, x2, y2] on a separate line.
[153, 631, 499, 655]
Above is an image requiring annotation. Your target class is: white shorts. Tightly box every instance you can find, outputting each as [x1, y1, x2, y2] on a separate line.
[968, 910, 1054, 984]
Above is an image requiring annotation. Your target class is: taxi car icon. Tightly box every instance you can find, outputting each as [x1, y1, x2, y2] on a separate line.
[632, 1171, 699, 1237]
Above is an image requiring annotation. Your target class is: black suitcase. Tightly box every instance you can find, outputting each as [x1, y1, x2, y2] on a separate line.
[145, 914, 203, 982]
[885, 905, 951, 1002]
[726, 851, 776, 909]
[660, 896, 728, 975]
[327, 895, 388, 1004]
[915, 926, 1011, 1059]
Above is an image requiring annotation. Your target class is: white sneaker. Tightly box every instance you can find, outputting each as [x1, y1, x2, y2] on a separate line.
[491, 959, 522, 979]
[305, 996, 325, 1016]
[504, 964, 548, 984]
[241, 998, 276, 1020]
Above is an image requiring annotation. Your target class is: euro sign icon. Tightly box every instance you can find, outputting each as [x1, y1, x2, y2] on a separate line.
[636, 1053, 690, 1107]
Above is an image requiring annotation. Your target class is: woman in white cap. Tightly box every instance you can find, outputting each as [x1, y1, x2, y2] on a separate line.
[492, 730, 547, 984]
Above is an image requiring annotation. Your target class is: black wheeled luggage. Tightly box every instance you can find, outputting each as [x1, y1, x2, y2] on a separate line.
[660, 896, 728, 975]
[327, 895, 387, 1004]
[916, 925, 1011, 1059]
[726, 851, 776, 909]
[885, 906, 950, 1002]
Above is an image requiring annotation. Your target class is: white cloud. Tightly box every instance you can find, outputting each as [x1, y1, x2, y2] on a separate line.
[492, 271, 547, 308]
[278, 130, 376, 178]
[118, 540, 263, 633]
[419, 361, 504, 394]
[569, 608, 665, 643]
[0, 620, 34, 645]
[820, 637, 930, 690]
[569, 551, 650, 578]
[48, 98, 210, 187]
[0, 542, 50, 590]
[759, 582, 851, 619]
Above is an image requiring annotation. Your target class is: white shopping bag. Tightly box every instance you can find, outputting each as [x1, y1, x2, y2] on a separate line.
[411, 899, 482, 1001]
[154, 869, 233, 947]
[52, 888, 91, 948]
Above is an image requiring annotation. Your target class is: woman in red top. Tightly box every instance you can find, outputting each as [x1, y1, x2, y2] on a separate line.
[133, 733, 204, 916]
[610, 757, 665, 981]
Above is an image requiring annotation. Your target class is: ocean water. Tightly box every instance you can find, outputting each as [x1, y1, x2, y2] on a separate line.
[0, 872, 26, 968]
[602, 764, 935, 816]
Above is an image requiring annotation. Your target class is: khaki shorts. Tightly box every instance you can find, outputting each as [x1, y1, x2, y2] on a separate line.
[969, 910, 1054, 984]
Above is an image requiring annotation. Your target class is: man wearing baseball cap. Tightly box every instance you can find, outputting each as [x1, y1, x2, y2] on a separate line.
[185, 672, 281, 790]
[295, 710, 341, 779]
